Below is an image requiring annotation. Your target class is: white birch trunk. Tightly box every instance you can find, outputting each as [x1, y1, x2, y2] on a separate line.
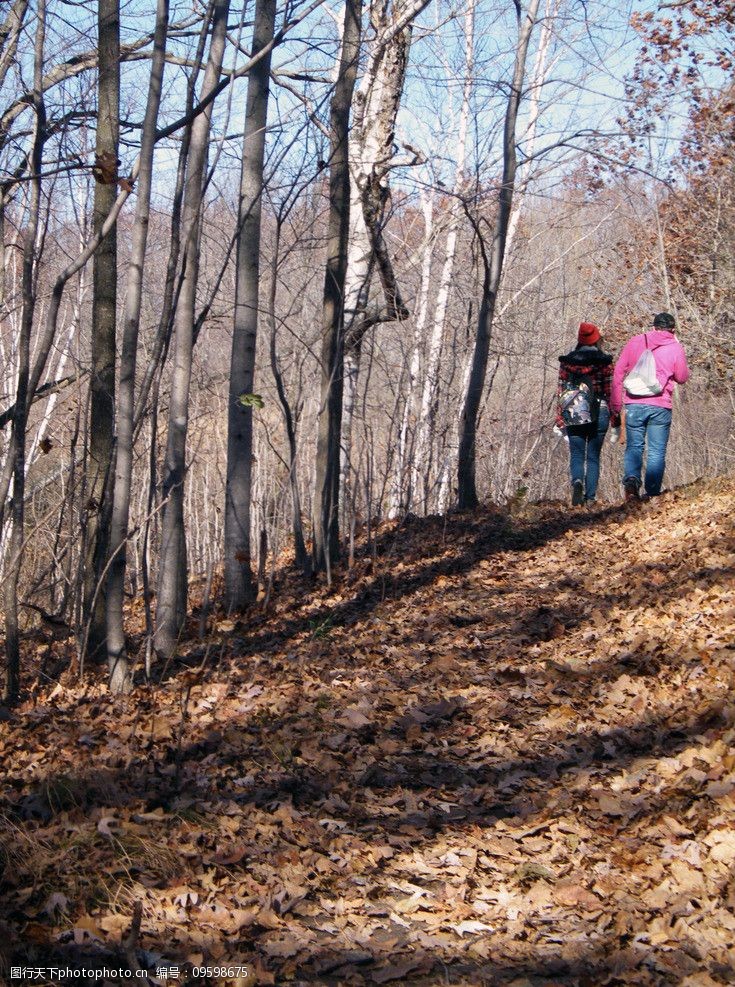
[338, 0, 419, 517]
[411, 0, 474, 514]
[389, 187, 434, 515]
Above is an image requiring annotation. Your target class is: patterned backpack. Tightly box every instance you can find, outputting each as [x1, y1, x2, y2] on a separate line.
[559, 371, 600, 427]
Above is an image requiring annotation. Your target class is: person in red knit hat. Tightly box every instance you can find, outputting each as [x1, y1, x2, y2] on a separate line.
[554, 322, 621, 506]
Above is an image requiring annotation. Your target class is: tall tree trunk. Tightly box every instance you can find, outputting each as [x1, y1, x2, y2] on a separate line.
[338, 0, 419, 520]
[0, 191, 7, 327]
[268, 226, 310, 573]
[224, 0, 277, 611]
[456, 0, 540, 510]
[155, 0, 230, 660]
[390, 188, 434, 516]
[312, 0, 363, 574]
[132, 4, 213, 434]
[411, 0, 474, 514]
[105, 0, 169, 695]
[83, 0, 120, 664]
[3, 0, 45, 703]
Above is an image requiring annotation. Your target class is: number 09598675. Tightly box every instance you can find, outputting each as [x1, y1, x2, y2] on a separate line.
[190, 968, 250, 980]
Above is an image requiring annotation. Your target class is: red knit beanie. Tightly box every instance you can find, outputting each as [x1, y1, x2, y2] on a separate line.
[578, 321, 601, 346]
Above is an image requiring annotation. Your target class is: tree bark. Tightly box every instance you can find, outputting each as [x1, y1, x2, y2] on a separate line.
[224, 0, 277, 611]
[105, 0, 169, 695]
[271, 352, 310, 574]
[456, 0, 540, 510]
[390, 188, 434, 515]
[83, 0, 120, 665]
[338, 0, 418, 520]
[0, 0, 29, 91]
[411, 0, 474, 514]
[312, 0, 363, 574]
[131, 3, 213, 435]
[504, 0, 558, 256]
[3, 0, 45, 703]
[155, 0, 230, 660]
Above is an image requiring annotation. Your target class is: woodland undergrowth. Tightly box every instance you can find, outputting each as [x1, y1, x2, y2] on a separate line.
[2, 476, 735, 986]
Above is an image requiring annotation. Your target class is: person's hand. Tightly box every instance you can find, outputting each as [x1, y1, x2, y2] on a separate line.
[609, 427, 621, 445]
[553, 424, 569, 444]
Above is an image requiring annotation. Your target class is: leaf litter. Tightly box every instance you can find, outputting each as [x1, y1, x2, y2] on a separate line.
[2, 476, 735, 985]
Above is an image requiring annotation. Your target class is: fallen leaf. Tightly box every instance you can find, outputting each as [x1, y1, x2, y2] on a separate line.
[337, 707, 372, 729]
[97, 816, 122, 838]
[212, 845, 248, 865]
[450, 919, 495, 936]
[263, 935, 305, 958]
[73, 915, 104, 942]
[553, 883, 600, 910]
[372, 958, 427, 983]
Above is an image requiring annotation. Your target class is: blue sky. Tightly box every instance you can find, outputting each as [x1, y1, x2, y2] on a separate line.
[0, 0, 722, 210]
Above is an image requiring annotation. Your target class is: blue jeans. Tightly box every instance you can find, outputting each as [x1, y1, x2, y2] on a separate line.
[568, 405, 609, 500]
[623, 404, 672, 496]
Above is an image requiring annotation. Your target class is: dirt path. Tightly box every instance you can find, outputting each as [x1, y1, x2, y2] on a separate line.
[3, 477, 735, 985]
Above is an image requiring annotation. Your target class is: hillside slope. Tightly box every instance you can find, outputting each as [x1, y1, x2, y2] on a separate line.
[2, 477, 735, 986]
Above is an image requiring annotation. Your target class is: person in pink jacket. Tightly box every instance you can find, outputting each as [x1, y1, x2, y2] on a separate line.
[610, 312, 690, 500]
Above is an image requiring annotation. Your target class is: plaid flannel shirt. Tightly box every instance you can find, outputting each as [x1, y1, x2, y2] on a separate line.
[556, 358, 620, 429]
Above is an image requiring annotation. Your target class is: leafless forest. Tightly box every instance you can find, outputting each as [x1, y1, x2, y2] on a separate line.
[1, 0, 734, 698]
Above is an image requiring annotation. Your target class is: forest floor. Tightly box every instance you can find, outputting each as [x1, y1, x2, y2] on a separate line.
[2, 475, 735, 987]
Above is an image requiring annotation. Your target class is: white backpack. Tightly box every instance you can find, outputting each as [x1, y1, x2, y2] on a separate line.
[623, 334, 663, 397]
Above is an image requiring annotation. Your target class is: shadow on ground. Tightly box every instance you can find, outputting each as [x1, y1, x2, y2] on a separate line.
[3, 481, 735, 985]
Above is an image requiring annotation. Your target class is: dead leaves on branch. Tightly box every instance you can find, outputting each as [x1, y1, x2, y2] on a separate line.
[2, 478, 735, 983]
[92, 150, 135, 193]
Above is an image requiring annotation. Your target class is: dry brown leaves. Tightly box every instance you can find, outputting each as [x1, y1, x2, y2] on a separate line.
[2, 476, 735, 985]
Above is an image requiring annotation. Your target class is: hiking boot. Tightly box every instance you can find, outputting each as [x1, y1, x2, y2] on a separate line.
[572, 480, 584, 506]
[623, 477, 640, 503]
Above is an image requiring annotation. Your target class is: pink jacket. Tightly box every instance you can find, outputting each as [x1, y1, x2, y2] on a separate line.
[611, 329, 690, 415]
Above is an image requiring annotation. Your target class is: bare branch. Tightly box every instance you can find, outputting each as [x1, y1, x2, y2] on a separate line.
[0, 371, 88, 430]
[155, 0, 329, 141]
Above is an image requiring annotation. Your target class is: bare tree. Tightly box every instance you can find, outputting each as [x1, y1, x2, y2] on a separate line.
[435, 0, 559, 511]
[456, 0, 540, 509]
[83, 0, 120, 664]
[312, 0, 363, 573]
[224, 0, 277, 612]
[411, 0, 475, 513]
[3, 0, 46, 703]
[155, 0, 231, 661]
[338, 0, 427, 519]
[390, 188, 435, 515]
[105, 0, 169, 694]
